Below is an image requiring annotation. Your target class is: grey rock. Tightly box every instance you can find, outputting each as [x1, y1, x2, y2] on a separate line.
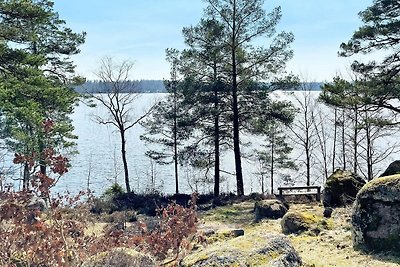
[323, 207, 333, 218]
[323, 169, 365, 208]
[81, 248, 156, 267]
[181, 232, 302, 267]
[230, 229, 245, 237]
[380, 160, 400, 177]
[255, 233, 303, 267]
[281, 211, 329, 235]
[352, 174, 400, 252]
[254, 199, 288, 221]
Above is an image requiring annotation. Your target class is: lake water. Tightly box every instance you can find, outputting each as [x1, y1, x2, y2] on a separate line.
[4, 91, 399, 196]
[60, 92, 251, 196]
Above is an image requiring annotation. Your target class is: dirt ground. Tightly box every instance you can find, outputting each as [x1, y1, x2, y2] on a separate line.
[197, 201, 400, 267]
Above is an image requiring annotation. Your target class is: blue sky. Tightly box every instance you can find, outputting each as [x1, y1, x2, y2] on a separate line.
[54, 0, 373, 82]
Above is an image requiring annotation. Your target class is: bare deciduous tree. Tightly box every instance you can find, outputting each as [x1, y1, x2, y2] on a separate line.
[92, 57, 153, 193]
[288, 88, 319, 186]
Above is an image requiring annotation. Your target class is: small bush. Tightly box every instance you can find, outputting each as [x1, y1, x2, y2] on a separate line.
[102, 183, 125, 199]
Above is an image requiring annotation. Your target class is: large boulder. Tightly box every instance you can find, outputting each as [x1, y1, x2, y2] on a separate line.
[281, 211, 331, 235]
[380, 160, 400, 177]
[254, 199, 288, 221]
[181, 232, 302, 267]
[352, 174, 400, 251]
[82, 248, 156, 267]
[323, 169, 366, 208]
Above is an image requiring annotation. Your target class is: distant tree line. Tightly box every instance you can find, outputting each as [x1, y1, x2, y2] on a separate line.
[75, 80, 322, 94]
[75, 80, 166, 93]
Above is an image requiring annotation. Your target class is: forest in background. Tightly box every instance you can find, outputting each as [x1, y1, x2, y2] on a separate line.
[74, 81, 323, 94]
[74, 80, 167, 93]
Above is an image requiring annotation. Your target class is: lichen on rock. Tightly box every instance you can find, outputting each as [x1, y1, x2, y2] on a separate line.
[254, 199, 288, 221]
[81, 247, 156, 267]
[180, 232, 302, 267]
[281, 211, 332, 235]
[323, 169, 366, 208]
[352, 174, 400, 252]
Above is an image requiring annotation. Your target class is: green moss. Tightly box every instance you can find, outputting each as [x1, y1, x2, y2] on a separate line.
[183, 232, 299, 267]
[360, 174, 400, 192]
[282, 211, 333, 235]
[208, 229, 243, 243]
[327, 170, 353, 184]
[357, 174, 400, 203]
[202, 202, 255, 225]
[300, 212, 319, 224]
[246, 254, 274, 266]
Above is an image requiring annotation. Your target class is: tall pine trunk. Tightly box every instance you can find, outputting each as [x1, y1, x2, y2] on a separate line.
[332, 108, 338, 172]
[214, 115, 220, 197]
[232, 69, 244, 195]
[231, 1, 244, 196]
[342, 111, 346, 170]
[214, 83, 221, 197]
[39, 138, 47, 177]
[173, 88, 179, 195]
[270, 127, 275, 194]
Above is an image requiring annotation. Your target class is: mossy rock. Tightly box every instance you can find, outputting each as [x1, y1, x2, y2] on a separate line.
[352, 174, 400, 252]
[254, 199, 288, 221]
[281, 211, 332, 235]
[323, 169, 365, 207]
[82, 248, 156, 267]
[181, 232, 302, 267]
[208, 229, 245, 243]
[380, 160, 400, 177]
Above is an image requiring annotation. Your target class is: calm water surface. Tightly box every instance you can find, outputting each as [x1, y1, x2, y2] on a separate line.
[6, 91, 398, 196]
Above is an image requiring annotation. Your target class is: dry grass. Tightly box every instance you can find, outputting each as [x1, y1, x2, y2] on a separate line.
[198, 201, 400, 267]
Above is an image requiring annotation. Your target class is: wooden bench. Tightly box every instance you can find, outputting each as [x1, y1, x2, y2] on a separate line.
[277, 186, 321, 201]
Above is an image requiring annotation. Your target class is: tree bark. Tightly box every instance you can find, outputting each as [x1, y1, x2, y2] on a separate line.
[305, 140, 310, 186]
[173, 88, 179, 195]
[231, 0, 244, 196]
[365, 117, 373, 181]
[214, 87, 220, 197]
[23, 163, 30, 190]
[353, 107, 358, 174]
[38, 139, 47, 176]
[120, 129, 131, 193]
[342, 111, 346, 170]
[270, 127, 275, 195]
[332, 108, 337, 172]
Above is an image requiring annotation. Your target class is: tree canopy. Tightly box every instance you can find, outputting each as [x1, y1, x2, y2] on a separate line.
[340, 0, 400, 79]
[0, 0, 85, 189]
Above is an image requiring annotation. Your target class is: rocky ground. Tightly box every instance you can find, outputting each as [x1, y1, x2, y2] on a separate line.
[194, 201, 400, 267]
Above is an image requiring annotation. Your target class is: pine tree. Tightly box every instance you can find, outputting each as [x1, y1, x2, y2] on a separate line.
[178, 19, 232, 197]
[140, 49, 192, 195]
[339, 0, 400, 113]
[0, 0, 85, 188]
[203, 0, 294, 195]
[252, 100, 296, 194]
